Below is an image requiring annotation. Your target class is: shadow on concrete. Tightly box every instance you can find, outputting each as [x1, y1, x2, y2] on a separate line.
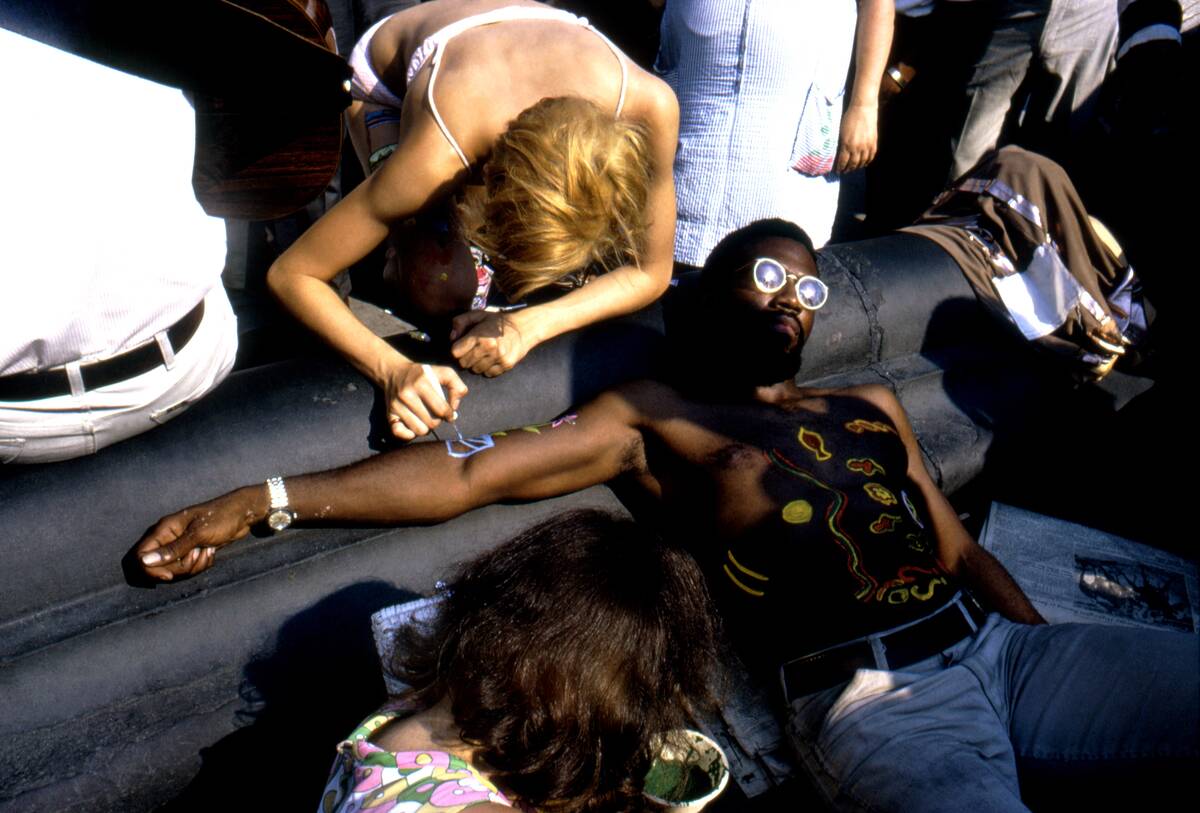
[159, 580, 415, 812]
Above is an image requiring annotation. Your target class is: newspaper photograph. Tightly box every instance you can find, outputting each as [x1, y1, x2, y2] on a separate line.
[978, 503, 1199, 633]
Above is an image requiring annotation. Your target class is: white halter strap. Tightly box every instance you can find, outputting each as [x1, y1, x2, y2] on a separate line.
[407, 6, 629, 169]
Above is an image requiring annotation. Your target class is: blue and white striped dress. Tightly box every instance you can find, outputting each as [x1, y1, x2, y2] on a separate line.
[657, 0, 858, 263]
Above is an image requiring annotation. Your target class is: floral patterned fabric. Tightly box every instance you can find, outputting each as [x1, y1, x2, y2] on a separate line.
[468, 246, 495, 312]
[318, 709, 513, 813]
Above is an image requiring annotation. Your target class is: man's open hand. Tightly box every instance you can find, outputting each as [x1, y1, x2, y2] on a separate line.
[136, 487, 266, 581]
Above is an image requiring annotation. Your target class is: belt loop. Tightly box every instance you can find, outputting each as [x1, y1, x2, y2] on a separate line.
[957, 594, 980, 633]
[155, 331, 176, 370]
[868, 635, 889, 671]
[65, 361, 84, 398]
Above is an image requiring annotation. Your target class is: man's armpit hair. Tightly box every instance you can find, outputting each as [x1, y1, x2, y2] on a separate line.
[618, 431, 650, 477]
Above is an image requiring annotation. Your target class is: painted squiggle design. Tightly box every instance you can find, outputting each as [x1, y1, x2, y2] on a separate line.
[864, 483, 898, 506]
[869, 513, 902, 534]
[493, 413, 579, 437]
[906, 533, 931, 553]
[901, 489, 924, 528]
[728, 550, 769, 581]
[873, 570, 945, 609]
[782, 499, 814, 524]
[844, 419, 897, 435]
[724, 550, 769, 597]
[768, 449, 878, 600]
[797, 427, 832, 462]
[875, 565, 947, 604]
[723, 566, 764, 596]
[847, 457, 886, 477]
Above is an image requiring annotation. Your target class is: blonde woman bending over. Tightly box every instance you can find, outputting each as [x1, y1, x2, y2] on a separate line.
[267, 0, 678, 440]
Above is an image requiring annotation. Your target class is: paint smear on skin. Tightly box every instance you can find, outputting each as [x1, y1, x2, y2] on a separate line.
[902, 490, 924, 528]
[495, 413, 580, 437]
[447, 414, 577, 457]
[446, 435, 495, 458]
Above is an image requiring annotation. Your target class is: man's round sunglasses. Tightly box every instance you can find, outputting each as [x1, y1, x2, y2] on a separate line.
[740, 257, 829, 311]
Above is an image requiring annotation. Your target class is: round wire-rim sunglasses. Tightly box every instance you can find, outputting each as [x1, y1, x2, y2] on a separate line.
[739, 257, 829, 311]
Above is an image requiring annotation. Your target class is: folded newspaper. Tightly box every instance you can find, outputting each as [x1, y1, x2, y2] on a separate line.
[979, 502, 1198, 633]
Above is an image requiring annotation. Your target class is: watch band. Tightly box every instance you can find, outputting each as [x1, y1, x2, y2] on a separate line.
[266, 476, 296, 531]
[267, 476, 290, 511]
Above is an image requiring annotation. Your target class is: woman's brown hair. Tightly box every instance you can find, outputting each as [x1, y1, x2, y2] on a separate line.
[392, 510, 721, 812]
[457, 96, 653, 300]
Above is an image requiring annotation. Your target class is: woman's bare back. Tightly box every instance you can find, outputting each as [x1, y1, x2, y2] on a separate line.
[367, 0, 631, 164]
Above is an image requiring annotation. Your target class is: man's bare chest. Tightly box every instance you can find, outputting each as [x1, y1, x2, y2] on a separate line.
[646, 396, 909, 535]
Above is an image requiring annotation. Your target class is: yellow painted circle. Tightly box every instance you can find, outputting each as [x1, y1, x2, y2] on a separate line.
[782, 500, 813, 524]
[415, 753, 433, 765]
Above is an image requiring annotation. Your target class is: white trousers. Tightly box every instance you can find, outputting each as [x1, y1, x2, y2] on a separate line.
[0, 287, 238, 464]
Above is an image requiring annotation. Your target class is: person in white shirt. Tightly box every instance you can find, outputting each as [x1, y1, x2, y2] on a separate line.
[0, 29, 237, 464]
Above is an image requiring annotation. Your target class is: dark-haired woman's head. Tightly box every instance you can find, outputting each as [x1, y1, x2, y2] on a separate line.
[393, 509, 721, 812]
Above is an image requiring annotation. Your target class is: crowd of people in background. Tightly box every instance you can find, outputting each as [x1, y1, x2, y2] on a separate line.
[4, 0, 1193, 460]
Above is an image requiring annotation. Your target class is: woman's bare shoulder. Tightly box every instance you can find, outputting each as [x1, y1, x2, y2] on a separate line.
[368, 706, 436, 752]
[624, 67, 679, 127]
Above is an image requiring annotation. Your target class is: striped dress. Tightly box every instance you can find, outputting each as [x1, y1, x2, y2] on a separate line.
[656, 0, 858, 263]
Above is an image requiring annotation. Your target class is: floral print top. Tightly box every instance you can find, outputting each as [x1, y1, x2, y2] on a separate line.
[318, 709, 513, 813]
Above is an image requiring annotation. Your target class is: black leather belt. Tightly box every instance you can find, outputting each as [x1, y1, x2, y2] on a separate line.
[780, 593, 988, 704]
[0, 300, 205, 401]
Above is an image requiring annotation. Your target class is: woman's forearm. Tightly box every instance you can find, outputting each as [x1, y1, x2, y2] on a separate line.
[267, 267, 407, 385]
[518, 129, 677, 347]
[266, 116, 467, 383]
[515, 68, 682, 346]
[849, 0, 894, 110]
[514, 261, 670, 346]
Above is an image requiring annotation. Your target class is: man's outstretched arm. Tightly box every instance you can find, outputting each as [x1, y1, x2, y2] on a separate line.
[857, 385, 1047, 624]
[136, 389, 648, 580]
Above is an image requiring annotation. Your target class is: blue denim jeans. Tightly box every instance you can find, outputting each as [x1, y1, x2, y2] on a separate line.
[788, 614, 1199, 811]
[949, 0, 1117, 179]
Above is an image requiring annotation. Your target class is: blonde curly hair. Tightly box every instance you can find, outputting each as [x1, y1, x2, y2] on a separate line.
[456, 96, 653, 301]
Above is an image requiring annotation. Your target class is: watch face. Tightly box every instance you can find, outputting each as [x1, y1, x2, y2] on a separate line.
[267, 509, 293, 532]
